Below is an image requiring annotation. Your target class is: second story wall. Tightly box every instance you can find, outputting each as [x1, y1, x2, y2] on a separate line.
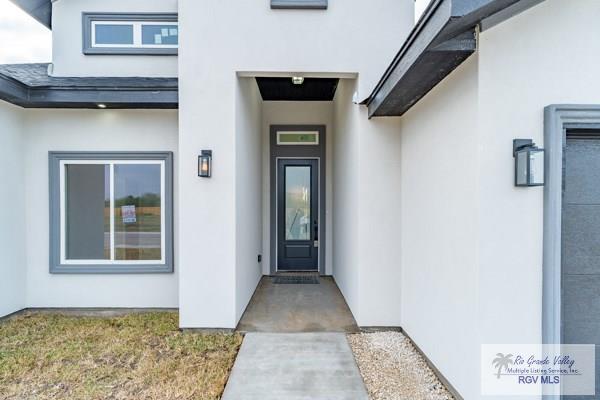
[180, 0, 414, 100]
[177, 0, 415, 328]
[51, 0, 178, 77]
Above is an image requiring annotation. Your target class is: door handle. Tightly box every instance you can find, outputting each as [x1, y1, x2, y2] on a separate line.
[313, 220, 319, 247]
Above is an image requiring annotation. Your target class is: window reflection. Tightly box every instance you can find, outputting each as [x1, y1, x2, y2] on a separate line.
[142, 25, 178, 45]
[95, 24, 134, 45]
[114, 164, 162, 261]
[285, 166, 311, 240]
[65, 164, 110, 260]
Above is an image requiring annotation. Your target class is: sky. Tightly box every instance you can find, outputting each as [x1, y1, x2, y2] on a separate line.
[415, 0, 431, 21]
[0, 0, 51, 64]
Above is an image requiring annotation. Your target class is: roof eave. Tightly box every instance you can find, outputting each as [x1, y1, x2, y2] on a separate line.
[366, 0, 545, 118]
[10, 0, 52, 29]
[0, 73, 179, 109]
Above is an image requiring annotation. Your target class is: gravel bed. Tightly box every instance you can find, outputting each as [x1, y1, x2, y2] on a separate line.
[348, 331, 454, 400]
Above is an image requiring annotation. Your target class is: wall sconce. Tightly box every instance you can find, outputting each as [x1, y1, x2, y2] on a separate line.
[198, 150, 212, 178]
[513, 139, 544, 187]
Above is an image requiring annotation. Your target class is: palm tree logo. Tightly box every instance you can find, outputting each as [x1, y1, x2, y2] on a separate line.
[492, 353, 514, 379]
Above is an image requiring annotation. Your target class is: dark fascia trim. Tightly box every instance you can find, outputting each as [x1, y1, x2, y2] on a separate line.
[366, 0, 544, 117]
[271, 0, 328, 9]
[9, 0, 52, 29]
[0, 73, 30, 105]
[82, 13, 178, 56]
[0, 73, 178, 109]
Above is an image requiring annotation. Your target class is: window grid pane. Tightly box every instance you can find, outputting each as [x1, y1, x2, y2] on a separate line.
[94, 24, 134, 45]
[142, 24, 178, 46]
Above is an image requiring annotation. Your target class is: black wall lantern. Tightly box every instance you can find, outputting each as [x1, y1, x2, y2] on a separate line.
[513, 139, 544, 187]
[198, 150, 212, 178]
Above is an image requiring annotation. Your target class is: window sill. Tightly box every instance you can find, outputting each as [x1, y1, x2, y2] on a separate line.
[50, 264, 174, 274]
[271, 0, 328, 9]
[83, 48, 178, 56]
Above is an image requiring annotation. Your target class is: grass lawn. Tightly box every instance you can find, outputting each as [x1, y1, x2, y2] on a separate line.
[0, 312, 243, 400]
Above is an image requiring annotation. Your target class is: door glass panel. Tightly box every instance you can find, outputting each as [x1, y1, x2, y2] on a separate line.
[65, 164, 110, 260]
[114, 164, 162, 261]
[285, 166, 311, 240]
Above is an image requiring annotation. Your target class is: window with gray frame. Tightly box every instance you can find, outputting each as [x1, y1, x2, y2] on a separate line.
[83, 13, 178, 55]
[49, 152, 174, 274]
[271, 0, 328, 9]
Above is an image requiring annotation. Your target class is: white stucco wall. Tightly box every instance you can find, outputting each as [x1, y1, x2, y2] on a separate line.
[0, 101, 26, 317]
[477, 0, 600, 350]
[396, 1, 600, 398]
[332, 80, 361, 317]
[332, 79, 403, 327]
[400, 55, 480, 399]
[180, 0, 412, 98]
[22, 109, 179, 308]
[356, 109, 403, 327]
[261, 101, 334, 276]
[51, 0, 178, 77]
[178, 0, 413, 328]
[235, 78, 263, 321]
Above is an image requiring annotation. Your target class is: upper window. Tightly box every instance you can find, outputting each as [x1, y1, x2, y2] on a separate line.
[49, 152, 174, 274]
[83, 13, 178, 55]
[277, 131, 320, 145]
[271, 0, 328, 9]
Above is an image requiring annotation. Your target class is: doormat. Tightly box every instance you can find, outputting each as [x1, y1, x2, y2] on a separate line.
[273, 275, 320, 284]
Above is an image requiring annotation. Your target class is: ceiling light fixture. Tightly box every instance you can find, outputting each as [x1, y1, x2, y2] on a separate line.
[292, 76, 304, 85]
[97, 103, 107, 109]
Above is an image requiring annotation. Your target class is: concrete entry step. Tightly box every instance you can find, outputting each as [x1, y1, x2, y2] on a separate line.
[236, 276, 358, 333]
[222, 332, 369, 400]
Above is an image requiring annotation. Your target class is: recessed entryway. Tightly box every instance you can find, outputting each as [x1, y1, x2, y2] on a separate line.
[255, 77, 339, 101]
[236, 276, 358, 333]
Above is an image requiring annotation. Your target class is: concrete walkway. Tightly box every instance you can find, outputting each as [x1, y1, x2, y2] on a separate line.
[222, 332, 369, 400]
[236, 277, 358, 333]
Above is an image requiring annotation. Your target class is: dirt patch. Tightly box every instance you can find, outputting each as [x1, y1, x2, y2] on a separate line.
[0, 311, 242, 400]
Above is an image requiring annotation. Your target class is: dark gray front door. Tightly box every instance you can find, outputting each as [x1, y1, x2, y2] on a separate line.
[562, 134, 600, 400]
[277, 159, 319, 271]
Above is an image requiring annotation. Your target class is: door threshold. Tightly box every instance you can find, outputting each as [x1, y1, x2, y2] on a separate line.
[272, 271, 320, 276]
